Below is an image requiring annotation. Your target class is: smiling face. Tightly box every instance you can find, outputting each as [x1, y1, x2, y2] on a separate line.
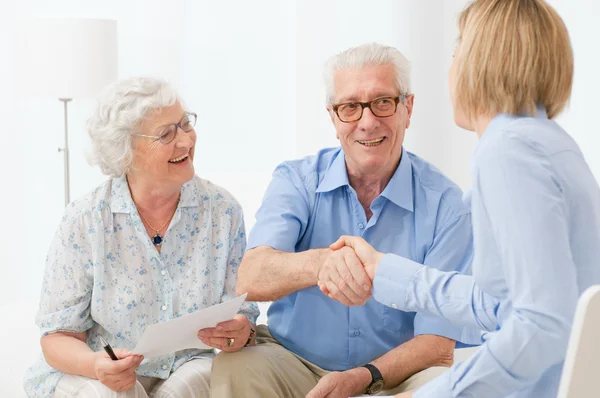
[130, 101, 196, 190]
[327, 64, 413, 177]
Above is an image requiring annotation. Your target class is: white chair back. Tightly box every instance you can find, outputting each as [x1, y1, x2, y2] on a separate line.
[557, 285, 600, 398]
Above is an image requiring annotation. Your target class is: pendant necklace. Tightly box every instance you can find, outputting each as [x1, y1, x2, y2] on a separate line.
[137, 197, 179, 246]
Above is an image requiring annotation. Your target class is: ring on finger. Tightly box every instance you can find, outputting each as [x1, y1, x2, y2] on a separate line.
[226, 338, 235, 347]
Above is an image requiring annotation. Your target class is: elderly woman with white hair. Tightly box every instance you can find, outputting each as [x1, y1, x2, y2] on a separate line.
[23, 77, 258, 397]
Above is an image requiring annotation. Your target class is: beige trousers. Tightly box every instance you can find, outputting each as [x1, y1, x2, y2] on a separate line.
[211, 325, 478, 398]
[53, 357, 211, 398]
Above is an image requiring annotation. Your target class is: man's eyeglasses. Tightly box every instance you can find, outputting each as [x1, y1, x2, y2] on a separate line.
[135, 112, 197, 144]
[332, 95, 406, 123]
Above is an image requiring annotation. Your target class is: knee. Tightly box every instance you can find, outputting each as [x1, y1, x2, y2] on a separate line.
[213, 347, 259, 374]
[128, 380, 148, 396]
[75, 379, 147, 397]
[212, 347, 271, 382]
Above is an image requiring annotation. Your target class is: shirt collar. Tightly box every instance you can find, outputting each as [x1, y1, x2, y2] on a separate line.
[316, 149, 349, 193]
[315, 148, 414, 212]
[479, 106, 548, 148]
[109, 176, 201, 214]
[380, 149, 414, 212]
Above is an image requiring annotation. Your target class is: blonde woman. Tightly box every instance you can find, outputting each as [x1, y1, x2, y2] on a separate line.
[328, 1, 600, 397]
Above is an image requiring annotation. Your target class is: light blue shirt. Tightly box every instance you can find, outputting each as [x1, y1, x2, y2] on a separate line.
[248, 147, 480, 371]
[374, 108, 600, 398]
[24, 175, 259, 397]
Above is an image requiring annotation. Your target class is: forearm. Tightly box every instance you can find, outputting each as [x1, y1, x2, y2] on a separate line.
[364, 335, 455, 390]
[41, 331, 98, 379]
[236, 246, 330, 301]
[374, 254, 499, 331]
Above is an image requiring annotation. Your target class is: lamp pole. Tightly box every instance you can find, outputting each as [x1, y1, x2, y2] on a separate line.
[58, 98, 72, 206]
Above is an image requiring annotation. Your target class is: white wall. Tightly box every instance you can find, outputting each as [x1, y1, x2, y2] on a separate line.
[1, 0, 598, 315]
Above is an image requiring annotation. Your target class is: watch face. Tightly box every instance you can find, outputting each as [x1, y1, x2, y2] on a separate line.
[368, 379, 385, 394]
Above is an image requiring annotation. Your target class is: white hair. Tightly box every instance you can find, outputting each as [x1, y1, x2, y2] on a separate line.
[86, 77, 178, 177]
[324, 43, 412, 105]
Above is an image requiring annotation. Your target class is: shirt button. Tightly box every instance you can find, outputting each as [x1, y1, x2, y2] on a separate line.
[353, 329, 360, 336]
[162, 364, 168, 370]
[161, 305, 167, 311]
[391, 303, 398, 309]
[357, 223, 364, 229]
[161, 270, 166, 276]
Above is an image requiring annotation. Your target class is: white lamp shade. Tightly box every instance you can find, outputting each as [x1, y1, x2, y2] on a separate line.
[15, 18, 118, 99]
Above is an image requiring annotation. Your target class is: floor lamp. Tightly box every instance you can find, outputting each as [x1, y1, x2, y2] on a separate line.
[16, 18, 118, 206]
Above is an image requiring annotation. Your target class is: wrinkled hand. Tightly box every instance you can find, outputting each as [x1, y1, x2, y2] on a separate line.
[317, 246, 372, 306]
[306, 370, 369, 398]
[330, 236, 384, 280]
[93, 348, 144, 392]
[197, 314, 252, 352]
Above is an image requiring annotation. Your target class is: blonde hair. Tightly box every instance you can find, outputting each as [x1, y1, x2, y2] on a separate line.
[454, 0, 573, 121]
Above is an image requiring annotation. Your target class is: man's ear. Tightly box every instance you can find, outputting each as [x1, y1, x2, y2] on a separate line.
[405, 95, 415, 129]
[326, 106, 340, 139]
[326, 106, 335, 124]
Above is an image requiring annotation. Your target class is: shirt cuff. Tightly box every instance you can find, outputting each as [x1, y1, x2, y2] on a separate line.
[247, 230, 295, 252]
[414, 371, 452, 398]
[372, 253, 422, 311]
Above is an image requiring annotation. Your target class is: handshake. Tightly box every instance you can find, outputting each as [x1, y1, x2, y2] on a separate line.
[317, 236, 384, 307]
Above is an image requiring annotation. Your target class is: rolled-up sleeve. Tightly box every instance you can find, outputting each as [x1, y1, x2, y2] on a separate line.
[247, 163, 311, 253]
[36, 211, 94, 336]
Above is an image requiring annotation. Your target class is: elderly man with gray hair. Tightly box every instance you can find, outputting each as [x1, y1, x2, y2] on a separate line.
[23, 77, 258, 398]
[210, 43, 481, 398]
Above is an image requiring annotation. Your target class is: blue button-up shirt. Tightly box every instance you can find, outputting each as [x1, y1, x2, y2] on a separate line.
[248, 147, 480, 371]
[374, 108, 600, 397]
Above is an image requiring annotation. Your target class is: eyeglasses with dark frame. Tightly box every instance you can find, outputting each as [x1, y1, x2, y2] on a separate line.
[332, 95, 407, 123]
[135, 112, 197, 144]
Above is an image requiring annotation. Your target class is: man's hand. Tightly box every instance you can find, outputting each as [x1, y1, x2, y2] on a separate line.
[197, 314, 252, 352]
[92, 349, 143, 392]
[317, 246, 372, 306]
[306, 368, 371, 398]
[329, 236, 384, 280]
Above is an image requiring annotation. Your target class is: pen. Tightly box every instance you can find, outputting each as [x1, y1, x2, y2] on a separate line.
[99, 335, 119, 361]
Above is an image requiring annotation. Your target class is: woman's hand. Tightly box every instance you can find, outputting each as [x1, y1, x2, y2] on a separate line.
[329, 236, 384, 280]
[92, 349, 144, 392]
[197, 314, 252, 352]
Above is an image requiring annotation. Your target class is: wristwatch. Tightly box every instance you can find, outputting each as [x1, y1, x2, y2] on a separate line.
[361, 363, 384, 395]
[244, 325, 256, 347]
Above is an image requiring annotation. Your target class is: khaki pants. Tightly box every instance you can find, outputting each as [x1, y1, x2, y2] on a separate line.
[53, 357, 212, 397]
[211, 325, 477, 398]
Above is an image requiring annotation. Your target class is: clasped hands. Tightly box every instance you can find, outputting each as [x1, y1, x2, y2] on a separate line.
[317, 236, 384, 306]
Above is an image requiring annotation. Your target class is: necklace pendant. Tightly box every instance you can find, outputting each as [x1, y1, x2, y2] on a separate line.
[152, 234, 163, 246]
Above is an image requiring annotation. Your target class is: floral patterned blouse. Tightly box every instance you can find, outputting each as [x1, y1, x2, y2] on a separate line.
[23, 175, 259, 397]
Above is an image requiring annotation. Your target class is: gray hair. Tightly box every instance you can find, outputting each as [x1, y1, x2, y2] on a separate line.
[86, 77, 178, 177]
[324, 43, 412, 105]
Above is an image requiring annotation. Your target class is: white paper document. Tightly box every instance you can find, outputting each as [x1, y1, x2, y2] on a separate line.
[133, 293, 248, 358]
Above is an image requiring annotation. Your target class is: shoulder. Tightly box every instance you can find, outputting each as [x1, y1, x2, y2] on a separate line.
[278, 147, 339, 177]
[62, 179, 114, 225]
[192, 175, 243, 217]
[407, 151, 468, 217]
[476, 118, 579, 170]
[274, 147, 341, 192]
